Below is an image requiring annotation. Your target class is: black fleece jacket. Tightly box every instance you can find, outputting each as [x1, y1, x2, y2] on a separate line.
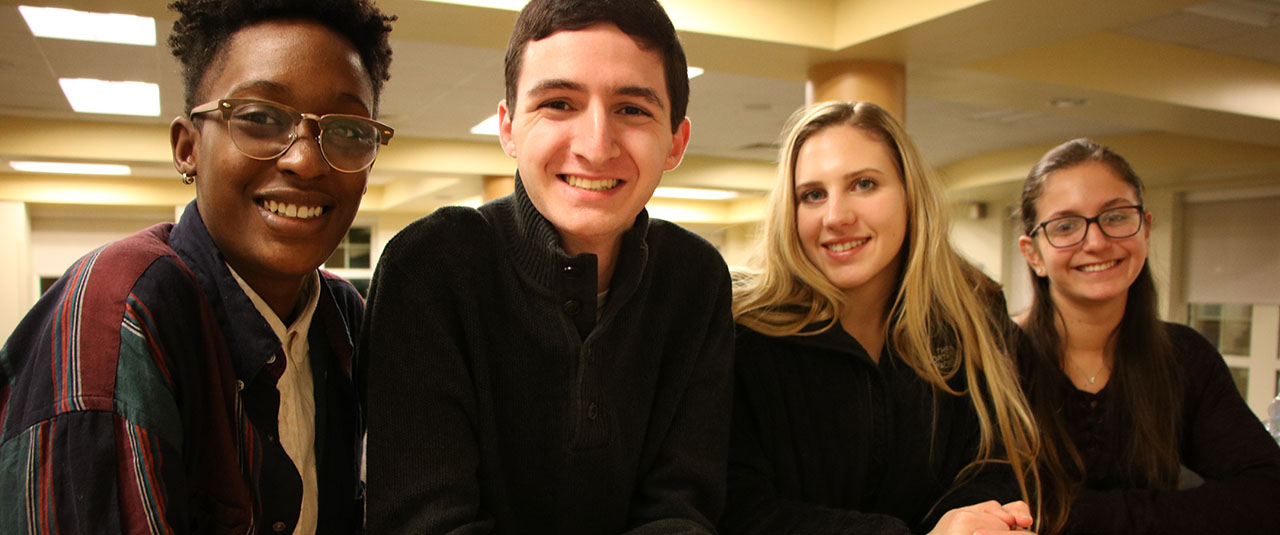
[361, 177, 734, 534]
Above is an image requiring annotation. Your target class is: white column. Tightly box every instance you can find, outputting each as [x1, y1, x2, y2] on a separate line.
[0, 201, 33, 339]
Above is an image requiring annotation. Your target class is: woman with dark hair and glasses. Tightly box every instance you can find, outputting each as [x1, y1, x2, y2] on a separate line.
[1015, 138, 1280, 534]
[0, 0, 393, 532]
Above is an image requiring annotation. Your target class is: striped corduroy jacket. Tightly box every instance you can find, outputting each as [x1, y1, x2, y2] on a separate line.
[0, 201, 364, 534]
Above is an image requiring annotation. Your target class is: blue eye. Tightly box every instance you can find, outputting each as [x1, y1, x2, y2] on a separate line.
[852, 178, 876, 192]
[798, 189, 825, 203]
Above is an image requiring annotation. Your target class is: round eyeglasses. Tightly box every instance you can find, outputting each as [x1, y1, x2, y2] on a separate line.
[189, 98, 394, 173]
[1031, 205, 1145, 248]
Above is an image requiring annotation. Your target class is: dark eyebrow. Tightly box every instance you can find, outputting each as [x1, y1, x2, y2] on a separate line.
[1100, 197, 1139, 209]
[1045, 197, 1140, 219]
[794, 168, 883, 191]
[524, 79, 665, 111]
[617, 85, 664, 110]
[223, 80, 371, 115]
[526, 79, 584, 98]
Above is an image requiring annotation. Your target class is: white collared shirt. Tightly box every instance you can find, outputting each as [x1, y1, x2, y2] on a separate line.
[229, 266, 320, 535]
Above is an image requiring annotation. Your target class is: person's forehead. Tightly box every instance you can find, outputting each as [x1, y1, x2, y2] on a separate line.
[203, 19, 373, 109]
[1039, 162, 1137, 211]
[517, 23, 666, 89]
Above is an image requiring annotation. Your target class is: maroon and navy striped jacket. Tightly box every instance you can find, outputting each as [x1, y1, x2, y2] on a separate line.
[0, 202, 364, 534]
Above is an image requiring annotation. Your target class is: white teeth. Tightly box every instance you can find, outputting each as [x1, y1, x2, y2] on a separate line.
[827, 238, 868, 252]
[263, 200, 324, 219]
[564, 175, 620, 191]
[1079, 260, 1118, 272]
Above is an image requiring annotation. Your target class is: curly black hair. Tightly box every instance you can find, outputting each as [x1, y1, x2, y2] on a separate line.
[168, 0, 395, 114]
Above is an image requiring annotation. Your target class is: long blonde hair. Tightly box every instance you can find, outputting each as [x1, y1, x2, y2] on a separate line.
[734, 100, 1041, 518]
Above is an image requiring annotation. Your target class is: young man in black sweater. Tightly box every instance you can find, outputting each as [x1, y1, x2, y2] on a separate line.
[361, 0, 734, 533]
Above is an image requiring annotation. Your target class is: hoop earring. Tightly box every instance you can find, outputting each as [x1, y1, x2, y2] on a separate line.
[181, 172, 196, 185]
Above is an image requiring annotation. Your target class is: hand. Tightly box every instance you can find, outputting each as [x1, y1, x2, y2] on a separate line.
[927, 500, 1036, 535]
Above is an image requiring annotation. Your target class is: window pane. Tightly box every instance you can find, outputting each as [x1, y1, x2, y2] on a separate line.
[1228, 366, 1249, 399]
[1188, 303, 1252, 355]
[349, 247, 370, 269]
[349, 226, 371, 243]
[1220, 316, 1252, 356]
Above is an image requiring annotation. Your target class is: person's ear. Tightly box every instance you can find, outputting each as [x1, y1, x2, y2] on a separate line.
[1143, 211, 1153, 239]
[171, 116, 199, 178]
[497, 99, 516, 158]
[1018, 235, 1047, 278]
[663, 117, 692, 171]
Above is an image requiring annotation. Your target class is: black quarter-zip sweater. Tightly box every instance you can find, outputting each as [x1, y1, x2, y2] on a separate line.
[722, 323, 1022, 535]
[361, 176, 734, 534]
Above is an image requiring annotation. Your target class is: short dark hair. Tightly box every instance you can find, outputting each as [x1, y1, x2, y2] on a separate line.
[168, 0, 395, 114]
[503, 0, 689, 133]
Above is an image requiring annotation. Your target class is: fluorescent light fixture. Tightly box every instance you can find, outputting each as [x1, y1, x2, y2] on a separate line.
[10, 160, 131, 175]
[453, 195, 484, 208]
[18, 6, 156, 46]
[653, 187, 738, 200]
[59, 78, 160, 116]
[470, 113, 501, 136]
[687, 66, 705, 79]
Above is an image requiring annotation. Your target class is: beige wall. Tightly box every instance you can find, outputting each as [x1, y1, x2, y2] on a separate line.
[0, 201, 33, 338]
[949, 203, 1004, 282]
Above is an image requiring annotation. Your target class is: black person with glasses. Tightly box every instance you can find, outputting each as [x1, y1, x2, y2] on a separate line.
[0, 1, 394, 533]
[1013, 138, 1280, 534]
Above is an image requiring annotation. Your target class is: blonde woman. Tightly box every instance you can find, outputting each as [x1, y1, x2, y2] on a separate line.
[723, 101, 1039, 535]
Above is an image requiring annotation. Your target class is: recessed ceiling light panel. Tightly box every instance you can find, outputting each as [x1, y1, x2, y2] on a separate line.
[18, 6, 156, 46]
[470, 113, 500, 136]
[653, 187, 739, 200]
[10, 160, 132, 175]
[59, 78, 161, 116]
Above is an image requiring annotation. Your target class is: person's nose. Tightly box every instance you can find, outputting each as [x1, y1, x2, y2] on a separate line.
[824, 192, 857, 228]
[570, 104, 620, 166]
[1080, 219, 1110, 252]
[276, 119, 332, 179]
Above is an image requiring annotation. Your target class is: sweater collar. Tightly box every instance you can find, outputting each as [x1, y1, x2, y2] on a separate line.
[775, 320, 897, 370]
[481, 173, 651, 293]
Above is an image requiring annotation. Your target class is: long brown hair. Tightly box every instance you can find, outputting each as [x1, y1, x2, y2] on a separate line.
[734, 101, 1041, 518]
[1016, 138, 1182, 533]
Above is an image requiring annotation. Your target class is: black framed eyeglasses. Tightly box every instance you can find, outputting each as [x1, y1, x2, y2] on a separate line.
[1031, 204, 1145, 248]
[189, 98, 394, 173]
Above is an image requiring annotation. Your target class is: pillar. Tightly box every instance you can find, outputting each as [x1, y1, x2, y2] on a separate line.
[807, 60, 906, 122]
[0, 201, 33, 336]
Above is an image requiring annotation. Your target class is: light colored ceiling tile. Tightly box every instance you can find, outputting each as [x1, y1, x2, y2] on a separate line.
[1200, 25, 1280, 64]
[1118, 11, 1254, 46]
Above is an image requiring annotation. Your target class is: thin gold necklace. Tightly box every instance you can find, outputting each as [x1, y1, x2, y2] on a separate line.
[1081, 360, 1109, 384]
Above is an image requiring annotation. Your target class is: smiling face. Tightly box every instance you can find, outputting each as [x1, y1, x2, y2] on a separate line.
[793, 125, 908, 301]
[171, 19, 373, 300]
[498, 23, 691, 256]
[1019, 160, 1152, 309]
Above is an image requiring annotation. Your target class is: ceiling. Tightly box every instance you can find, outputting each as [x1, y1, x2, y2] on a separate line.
[1, 0, 1279, 217]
